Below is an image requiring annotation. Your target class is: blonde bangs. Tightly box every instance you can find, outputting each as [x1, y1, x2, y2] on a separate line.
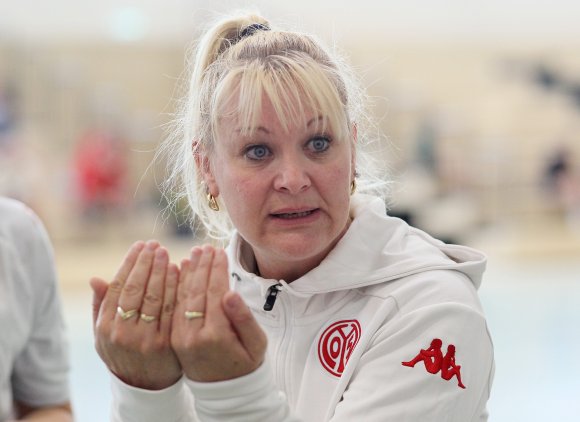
[212, 55, 350, 140]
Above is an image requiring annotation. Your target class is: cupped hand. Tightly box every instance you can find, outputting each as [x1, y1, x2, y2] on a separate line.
[171, 245, 267, 382]
[91, 240, 182, 390]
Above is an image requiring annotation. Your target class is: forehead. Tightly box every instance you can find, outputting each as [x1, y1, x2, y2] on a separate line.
[220, 93, 319, 132]
[213, 82, 345, 142]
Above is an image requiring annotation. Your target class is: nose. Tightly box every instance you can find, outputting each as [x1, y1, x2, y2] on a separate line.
[273, 156, 311, 194]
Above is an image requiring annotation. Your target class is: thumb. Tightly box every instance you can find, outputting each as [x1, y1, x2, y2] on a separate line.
[223, 291, 267, 361]
[90, 277, 109, 329]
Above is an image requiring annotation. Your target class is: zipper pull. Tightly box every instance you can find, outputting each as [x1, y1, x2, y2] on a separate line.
[263, 283, 282, 311]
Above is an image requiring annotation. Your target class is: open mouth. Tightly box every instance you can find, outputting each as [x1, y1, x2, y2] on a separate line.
[272, 209, 317, 219]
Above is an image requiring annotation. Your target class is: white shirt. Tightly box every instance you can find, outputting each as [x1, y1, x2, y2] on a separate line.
[0, 197, 70, 421]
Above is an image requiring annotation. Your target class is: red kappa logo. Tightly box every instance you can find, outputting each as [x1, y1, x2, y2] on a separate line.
[402, 338, 466, 389]
[318, 319, 362, 377]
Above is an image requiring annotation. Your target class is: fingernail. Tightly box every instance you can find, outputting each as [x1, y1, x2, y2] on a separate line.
[214, 249, 226, 262]
[190, 246, 202, 258]
[155, 247, 167, 258]
[225, 292, 241, 311]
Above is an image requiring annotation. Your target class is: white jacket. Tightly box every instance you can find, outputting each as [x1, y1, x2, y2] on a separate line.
[111, 194, 494, 421]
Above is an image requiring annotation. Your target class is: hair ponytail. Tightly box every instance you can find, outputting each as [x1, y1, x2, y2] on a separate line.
[190, 14, 270, 105]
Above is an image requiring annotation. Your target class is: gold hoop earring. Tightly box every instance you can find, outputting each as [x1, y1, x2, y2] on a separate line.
[350, 179, 356, 195]
[207, 193, 220, 211]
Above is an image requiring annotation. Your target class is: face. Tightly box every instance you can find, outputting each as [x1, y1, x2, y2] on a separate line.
[202, 94, 356, 281]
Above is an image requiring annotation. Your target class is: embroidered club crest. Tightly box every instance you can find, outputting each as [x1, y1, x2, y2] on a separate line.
[318, 319, 361, 377]
[402, 338, 466, 389]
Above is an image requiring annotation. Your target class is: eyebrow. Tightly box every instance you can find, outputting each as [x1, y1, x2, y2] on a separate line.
[235, 126, 270, 135]
[307, 115, 325, 127]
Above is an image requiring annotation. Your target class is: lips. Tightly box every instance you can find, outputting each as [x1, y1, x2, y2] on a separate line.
[271, 209, 318, 219]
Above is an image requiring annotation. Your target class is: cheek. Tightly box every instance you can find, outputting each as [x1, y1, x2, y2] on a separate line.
[324, 165, 351, 192]
[220, 176, 267, 234]
[231, 176, 258, 197]
[322, 164, 352, 214]
[218, 171, 263, 209]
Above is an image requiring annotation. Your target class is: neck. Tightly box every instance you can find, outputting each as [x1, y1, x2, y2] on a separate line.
[240, 238, 313, 282]
[256, 254, 322, 283]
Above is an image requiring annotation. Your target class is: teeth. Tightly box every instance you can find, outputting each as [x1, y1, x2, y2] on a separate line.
[277, 210, 313, 219]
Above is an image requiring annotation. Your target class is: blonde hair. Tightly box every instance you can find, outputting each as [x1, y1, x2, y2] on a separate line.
[160, 12, 389, 240]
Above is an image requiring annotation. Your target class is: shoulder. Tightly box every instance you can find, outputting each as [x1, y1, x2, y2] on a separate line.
[0, 197, 44, 239]
[0, 197, 54, 270]
[361, 269, 485, 317]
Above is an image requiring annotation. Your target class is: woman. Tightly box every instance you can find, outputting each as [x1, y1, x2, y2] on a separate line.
[91, 12, 494, 421]
[0, 197, 72, 421]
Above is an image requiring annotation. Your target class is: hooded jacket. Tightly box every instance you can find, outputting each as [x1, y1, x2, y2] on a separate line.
[111, 194, 494, 421]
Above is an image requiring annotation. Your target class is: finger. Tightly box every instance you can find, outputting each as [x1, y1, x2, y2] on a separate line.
[160, 263, 179, 336]
[138, 247, 169, 328]
[99, 241, 145, 321]
[205, 248, 230, 325]
[177, 257, 193, 305]
[182, 246, 212, 324]
[117, 240, 159, 322]
[114, 240, 147, 285]
[90, 277, 109, 329]
[172, 258, 190, 333]
[223, 291, 267, 360]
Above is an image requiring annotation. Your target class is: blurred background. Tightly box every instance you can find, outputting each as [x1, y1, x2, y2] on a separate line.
[1, 0, 579, 420]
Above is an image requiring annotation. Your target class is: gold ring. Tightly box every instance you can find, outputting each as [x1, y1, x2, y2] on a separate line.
[117, 306, 138, 320]
[184, 311, 204, 320]
[140, 313, 156, 323]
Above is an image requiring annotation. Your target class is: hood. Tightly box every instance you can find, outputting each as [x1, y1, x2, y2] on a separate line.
[227, 194, 487, 296]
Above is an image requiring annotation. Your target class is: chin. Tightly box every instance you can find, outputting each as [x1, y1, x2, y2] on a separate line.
[270, 234, 334, 262]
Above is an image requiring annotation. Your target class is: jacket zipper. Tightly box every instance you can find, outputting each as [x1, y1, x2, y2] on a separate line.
[263, 283, 282, 311]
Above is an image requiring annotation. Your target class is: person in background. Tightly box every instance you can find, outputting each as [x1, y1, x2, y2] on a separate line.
[0, 197, 73, 421]
[73, 128, 128, 221]
[91, 11, 494, 421]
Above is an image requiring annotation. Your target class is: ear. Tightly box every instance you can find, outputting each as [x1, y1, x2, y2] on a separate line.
[193, 141, 220, 196]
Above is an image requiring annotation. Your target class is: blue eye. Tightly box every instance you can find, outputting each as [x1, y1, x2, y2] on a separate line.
[308, 136, 331, 152]
[245, 145, 271, 160]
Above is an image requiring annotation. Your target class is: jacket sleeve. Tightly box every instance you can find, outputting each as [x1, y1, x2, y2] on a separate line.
[184, 359, 301, 422]
[110, 375, 197, 422]
[109, 361, 300, 422]
[331, 303, 494, 422]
